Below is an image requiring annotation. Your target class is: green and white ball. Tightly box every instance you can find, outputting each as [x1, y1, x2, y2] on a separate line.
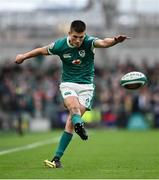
[120, 71, 147, 90]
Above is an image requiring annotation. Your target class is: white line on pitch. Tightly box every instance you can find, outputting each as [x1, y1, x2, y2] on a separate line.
[0, 137, 60, 156]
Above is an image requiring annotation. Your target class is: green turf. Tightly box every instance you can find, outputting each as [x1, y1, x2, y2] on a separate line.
[0, 129, 159, 179]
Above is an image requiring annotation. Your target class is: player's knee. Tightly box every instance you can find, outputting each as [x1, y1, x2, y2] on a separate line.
[69, 105, 80, 115]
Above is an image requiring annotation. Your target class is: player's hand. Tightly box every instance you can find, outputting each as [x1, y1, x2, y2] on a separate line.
[114, 35, 131, 43]
[15, 54, 25, 64]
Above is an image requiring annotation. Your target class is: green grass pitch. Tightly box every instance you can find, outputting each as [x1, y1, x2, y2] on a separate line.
[0, 129, 159, 179]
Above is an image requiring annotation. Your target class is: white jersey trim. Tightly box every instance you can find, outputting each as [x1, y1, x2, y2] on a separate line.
[67, 37, 76, 48]
[47, 43, 55, 55]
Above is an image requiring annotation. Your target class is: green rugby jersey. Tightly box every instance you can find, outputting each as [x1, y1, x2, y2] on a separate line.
[47, 35, 97, 84]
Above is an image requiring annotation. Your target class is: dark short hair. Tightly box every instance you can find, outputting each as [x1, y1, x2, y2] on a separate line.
[70, 20, 86, 33]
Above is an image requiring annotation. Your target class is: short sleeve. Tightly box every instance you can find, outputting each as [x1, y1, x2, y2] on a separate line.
[47, 41, 59, 55]
[47, 38, 66, 55]
[47, 42, 55, 55]
[87, 36, 98, 52]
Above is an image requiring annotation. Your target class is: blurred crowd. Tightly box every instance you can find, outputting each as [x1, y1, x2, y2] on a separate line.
[1, 57, 159, 131]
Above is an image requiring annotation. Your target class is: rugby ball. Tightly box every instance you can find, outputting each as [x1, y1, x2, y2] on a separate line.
[120, 71, 147, 90]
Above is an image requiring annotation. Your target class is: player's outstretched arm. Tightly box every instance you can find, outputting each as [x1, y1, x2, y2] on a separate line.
[94, 35, 131, 48]
[15, 46, 49, 64]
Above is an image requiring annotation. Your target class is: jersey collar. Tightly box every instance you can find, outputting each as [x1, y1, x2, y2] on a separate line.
[67, 37, 76, 48]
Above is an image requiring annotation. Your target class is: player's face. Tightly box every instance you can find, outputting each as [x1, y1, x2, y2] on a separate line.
[69, 30, 85, 47]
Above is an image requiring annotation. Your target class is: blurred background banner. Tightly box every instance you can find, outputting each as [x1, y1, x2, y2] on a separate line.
[0, 0, 159, 132]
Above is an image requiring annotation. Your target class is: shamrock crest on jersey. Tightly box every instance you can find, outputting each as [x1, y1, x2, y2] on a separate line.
[78, 50, 85, 58]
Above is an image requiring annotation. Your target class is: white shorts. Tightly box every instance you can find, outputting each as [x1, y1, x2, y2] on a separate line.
[60, 82, 95, 110]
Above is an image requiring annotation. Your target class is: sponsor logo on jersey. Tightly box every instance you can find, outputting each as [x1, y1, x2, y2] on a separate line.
[63, 53, 71, 58]
[72, 59, 81, 65]
[79, 50, 85, 57]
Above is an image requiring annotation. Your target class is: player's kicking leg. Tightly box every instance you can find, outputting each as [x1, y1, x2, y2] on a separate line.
[74, 121, 88, 140]
[64, 96, 88, 140]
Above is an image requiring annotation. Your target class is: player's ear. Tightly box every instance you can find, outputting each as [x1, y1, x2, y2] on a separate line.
[68, 30, 72, 36]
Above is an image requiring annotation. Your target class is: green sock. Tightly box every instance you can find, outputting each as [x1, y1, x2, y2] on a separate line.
[71, 114, 83, 126]
[55, 131, 73, 159]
